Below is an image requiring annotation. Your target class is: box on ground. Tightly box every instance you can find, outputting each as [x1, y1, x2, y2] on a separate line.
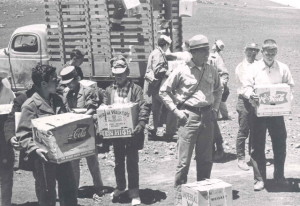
[182, 179, 232, 206]
[254, 83, 291, 117]
[97, 103, 138, 139]
[32, 113, 96, 164]
[0, 104, 13, 115]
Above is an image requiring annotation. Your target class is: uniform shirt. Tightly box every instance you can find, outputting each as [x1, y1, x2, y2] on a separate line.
[209, 51, 228, 76]
[64, 83, 99, 112]
[159, 60, 222, 111]
[235, 59, 256, 96]
[243, 59, 295, 99]
[0, 79, 15, 104]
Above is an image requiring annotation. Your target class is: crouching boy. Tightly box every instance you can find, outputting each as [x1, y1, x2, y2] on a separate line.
[16, 64, 77, 206]
[104, 56, 150, 206]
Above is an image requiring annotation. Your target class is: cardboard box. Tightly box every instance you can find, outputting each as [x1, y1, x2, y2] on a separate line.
[122, 0, 140, 10]
[0, 104, 13, 115]
[97, 103, 138, 139]
[182, 179, 233, 206]
[179, 0, 197, 17]
[254, 84, 291, 117]
[32, 113, 96, 164]
[80, 80, 97, 89]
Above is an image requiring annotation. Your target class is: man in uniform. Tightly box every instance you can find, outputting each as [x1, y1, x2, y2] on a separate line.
[60, 66, 106, 197]
[159, 34, 222, 205]
[235, 43, 260, 171]
[243, 39, 294, 191]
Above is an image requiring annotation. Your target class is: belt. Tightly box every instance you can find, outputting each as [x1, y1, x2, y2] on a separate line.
[180, 104, 212, 114]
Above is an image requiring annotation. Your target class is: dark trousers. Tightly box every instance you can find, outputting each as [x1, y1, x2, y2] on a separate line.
[213, 119, 223, 151]
[113, 140, 139, 198]
[250, 116, 287, 182]
[174, 110, 214, 202]
[236, 95, 253, 160]
[32, 159, 77, 206]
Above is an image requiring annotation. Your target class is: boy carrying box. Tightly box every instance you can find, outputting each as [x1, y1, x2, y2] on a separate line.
[16, 64, 77, 206]
[104, 55, 150, 206]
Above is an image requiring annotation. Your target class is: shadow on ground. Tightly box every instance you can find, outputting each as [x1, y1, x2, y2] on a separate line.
[213, 152, 237, 163]
[112, 188, 167, 205]
[232, 190, 240, 200]
[266, 178, 300, 192]
[12, 203, 38, 206]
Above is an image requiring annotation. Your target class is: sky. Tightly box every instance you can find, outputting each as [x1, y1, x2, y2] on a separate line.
[269, 0, 300, 8]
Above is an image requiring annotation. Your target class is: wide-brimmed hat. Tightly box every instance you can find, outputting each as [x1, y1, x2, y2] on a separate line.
[60, 66, 78, 84]
[189, 34, 209, 50]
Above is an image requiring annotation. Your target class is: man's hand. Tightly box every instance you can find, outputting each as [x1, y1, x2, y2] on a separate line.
[133, 121, 146, 135]
[10, 136, 22, 150]
[250, 94, 260, 107]
[174, 108, 188, 125]
[35, 149, 48, 162]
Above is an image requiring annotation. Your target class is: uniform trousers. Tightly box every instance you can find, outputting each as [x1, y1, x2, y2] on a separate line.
[174, 110, 214, 203]
[250, 115, 287, 182]
[72, 153, 103, 190]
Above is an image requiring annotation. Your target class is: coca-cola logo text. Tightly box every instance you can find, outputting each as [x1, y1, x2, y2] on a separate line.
[259, 91, 288, 105]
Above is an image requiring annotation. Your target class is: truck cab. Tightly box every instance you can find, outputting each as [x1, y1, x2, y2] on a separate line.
[0, 24, 49, 90]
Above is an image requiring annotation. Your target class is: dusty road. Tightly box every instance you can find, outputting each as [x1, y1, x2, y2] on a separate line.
[1, 0, 300, 205]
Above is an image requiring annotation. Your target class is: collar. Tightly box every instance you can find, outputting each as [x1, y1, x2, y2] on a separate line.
[187, 59, 205, 71]
[31, 92, 55, 114]
[260, 59, 278, 71]
[113, 80, 131, 89]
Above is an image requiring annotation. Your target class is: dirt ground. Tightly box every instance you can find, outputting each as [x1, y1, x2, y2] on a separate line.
[1, 0, 300, 205]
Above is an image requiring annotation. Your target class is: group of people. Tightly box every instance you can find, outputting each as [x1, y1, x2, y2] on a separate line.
[0, 33, 294, 206]
[0, 49, 150, 206]
[143, 34, 294, 205]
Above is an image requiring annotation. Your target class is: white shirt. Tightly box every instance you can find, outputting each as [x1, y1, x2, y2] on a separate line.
[235, 59, 256, 95]
[243, 59, 294, 99]
[0, 78, 15, 104]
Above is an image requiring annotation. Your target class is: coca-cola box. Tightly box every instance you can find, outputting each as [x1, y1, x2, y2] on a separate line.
[97, 103, 138, 139]
[254, 83, 292, 117]
[32, 113, 96, 164]
[181, 179, 232, 206]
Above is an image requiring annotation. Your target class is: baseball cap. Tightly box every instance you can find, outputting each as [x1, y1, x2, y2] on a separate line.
[60, 66, 78, 84]
[159, 35, 172, 44]
[245, 43, 260, 51]
[262, 39, 277, 50]
[111, 58, 128, 74]
[189, 34, 209, 50]
[215, 40, 225, 51]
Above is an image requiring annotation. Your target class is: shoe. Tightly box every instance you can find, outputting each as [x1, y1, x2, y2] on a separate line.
[148, 129, 157, 140]
[95, 187, 109, 197]
[110, 189, 126, 199]
[214, 150, 225, 161]
[254, 181, 264, 191]
[238, 159, 250, 171]
[132, 197, 141, 205]
[111, 23, 125, 31]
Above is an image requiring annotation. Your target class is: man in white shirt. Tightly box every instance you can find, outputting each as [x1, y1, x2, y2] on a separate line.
[243, 39, 294, 191]
[235, 43, 260, 171]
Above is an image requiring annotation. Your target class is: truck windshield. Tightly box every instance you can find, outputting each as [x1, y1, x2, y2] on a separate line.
[12, 35, 38, 53]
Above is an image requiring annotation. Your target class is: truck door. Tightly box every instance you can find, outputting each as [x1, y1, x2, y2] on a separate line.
[8, 33, 49, 89]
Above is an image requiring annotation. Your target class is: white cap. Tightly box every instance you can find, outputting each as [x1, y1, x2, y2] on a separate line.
[160, 35, 172, 44]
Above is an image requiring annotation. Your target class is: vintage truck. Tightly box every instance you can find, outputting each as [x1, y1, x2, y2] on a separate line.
[0, 0, 183, 90]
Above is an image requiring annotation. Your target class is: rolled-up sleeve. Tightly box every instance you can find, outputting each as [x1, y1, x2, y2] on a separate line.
[159, 69, 180, 111]
[212, 69, 223, 111]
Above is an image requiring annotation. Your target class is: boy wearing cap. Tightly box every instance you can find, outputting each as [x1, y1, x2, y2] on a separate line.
[105, 55, 150, 206]
[60, 66, 106, 197]
[243, 39, 294, 191]
[235, 43, 260, 171]
[144, 35, 171, 138]
[160, 34, 222, 206]
[16, 64, 77, 206]
[0, 71, 15, 206]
